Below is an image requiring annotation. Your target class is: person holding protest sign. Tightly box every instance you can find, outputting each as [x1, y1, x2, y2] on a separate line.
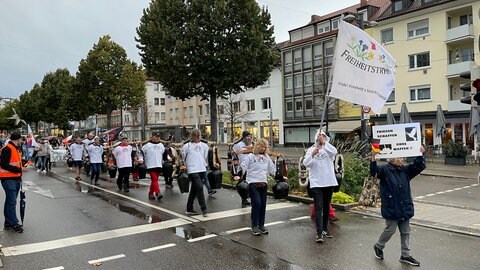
[371, 146, 425, 267]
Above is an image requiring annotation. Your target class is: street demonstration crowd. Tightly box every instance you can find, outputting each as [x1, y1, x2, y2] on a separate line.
[0, 128, 426, 266]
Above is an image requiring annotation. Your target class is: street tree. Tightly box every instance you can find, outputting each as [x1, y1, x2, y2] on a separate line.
[76, 35, 146, 129]
[136, 0, 278, 142]
[17, 84, 43, 126]
[217, 93, 250, 142]
[40, 68, 76, 131]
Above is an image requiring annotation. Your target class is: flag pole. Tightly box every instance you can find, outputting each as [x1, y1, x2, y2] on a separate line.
[319, 53, 337, 131]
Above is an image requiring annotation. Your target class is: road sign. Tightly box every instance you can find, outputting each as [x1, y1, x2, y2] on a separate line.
[362, 106, 371, 114]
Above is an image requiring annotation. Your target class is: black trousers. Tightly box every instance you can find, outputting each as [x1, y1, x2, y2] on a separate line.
[117, 167, 131, 190]
[311, 186, 334, 235]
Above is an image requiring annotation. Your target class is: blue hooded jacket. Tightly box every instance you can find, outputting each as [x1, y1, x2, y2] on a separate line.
[370, 156, 426, 220]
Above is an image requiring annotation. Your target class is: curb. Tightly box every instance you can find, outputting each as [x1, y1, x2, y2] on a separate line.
[220, 183, 358, 211]
[349, 209, 480, 238]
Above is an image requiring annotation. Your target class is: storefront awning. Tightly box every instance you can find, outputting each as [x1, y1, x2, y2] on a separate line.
[327, 120, 361, 133]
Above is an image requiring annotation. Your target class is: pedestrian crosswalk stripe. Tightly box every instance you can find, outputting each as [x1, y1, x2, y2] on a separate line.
[289, 216, 310, 221]
[42, 267, 64, 270]
[193, 202, 299, 221]
[187, 234, 217, 243]
[225, 227, 251, 234]
[2, 218, 190, 257]
[88, 254, 126, 265]
[142, 243, 176, 253]
[264, 221, 285, 227]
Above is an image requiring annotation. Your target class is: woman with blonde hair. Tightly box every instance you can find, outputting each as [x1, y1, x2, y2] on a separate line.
[240, 138, 276, 236]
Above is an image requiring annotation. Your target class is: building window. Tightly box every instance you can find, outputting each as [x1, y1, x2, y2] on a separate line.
[169, 109, 173, 119]
[154, 112, 160, 123]
[294, 74, 303, 89]
[381, 28, 393, 43]
[393, 0, 402, 12]
[160, 98, 165, 105]
[409, 52, 430, 69]
[325, 40, 334, 65]
[294, 49, 301, 64]
[317, 21, 330, 34]
[295, 99, 303, 111]
[154, 98, 160, 105]
[313, 44, 322, 61]
[247, 100, 255, 111]
[459, 14, 473, 26]
[233, 102, 240, 113]
[198, 105, 203, 115]
[304, 73, 312, 86]
[174, 108, 178, 119]
[286, 100, 293, 112]
[189, 106, 193, 118]
[217, 105, 224, 115]
[305, 98, 313, 110]
[358, 10, 367, 23]
[331, 19, 339, 30]
[154, 83, 160, 91]
[161, 112, 166, 121]
[386, 89, 395, 103]
[407, 19, 429, 39]
[183, 107, 188, 117]
[205, 104, 210, 115]
[262, 98, 271, 110]
[410, 85, 431, 101]
[285, 76, 293, 89]
[284, 52, 292, 66]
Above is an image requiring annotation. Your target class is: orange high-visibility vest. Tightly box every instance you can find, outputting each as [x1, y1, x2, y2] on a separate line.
[0, 143, 22, 178]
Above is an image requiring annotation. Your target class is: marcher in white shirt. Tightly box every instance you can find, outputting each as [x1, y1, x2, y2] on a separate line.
[181, 129, 208, 217]
[232, 131, 253, 205]
[87, 137, 104, 185]
[69, 136, 85, 180]
[240, 138, 277, 236]
[113, 137, 133, 192]
[142, 133, 165, 200]
[303, 129, 338, 243]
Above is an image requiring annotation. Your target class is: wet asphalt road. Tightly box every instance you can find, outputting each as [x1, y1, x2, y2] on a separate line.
[0, 168, 479, 270]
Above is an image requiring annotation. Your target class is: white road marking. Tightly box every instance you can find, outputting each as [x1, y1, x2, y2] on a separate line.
[472, 184, 479, 187]
[141, 243, 176, 253]
[264, 221, 285, 227]
[425, 194, 435, 197]
[415, 196, 425, 199]
[193, 202, 299, 221]
[88, 254, 125, 265]
[435, 191, 446, 195]
[224, 227, 250, 234]
[453, 187, 462, 191]
[23, 180, 55, 199]
[187, 234, 217, 243]
[67, 177, 197, 223]
[42, 267, 64, 270]
[289, 216, 310, 221]
[445, 190, 454, 192]
[2, 218, 190, 256]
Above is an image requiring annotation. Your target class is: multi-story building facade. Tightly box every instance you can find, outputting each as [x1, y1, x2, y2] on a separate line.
[372, 0, 480, 149]
[280, 0, 390, 145]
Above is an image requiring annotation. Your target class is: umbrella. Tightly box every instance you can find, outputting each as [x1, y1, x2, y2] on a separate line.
[20, 189, 26, 225]
[386, 108, 396, 125]
[399, 102, 413, 124]
[435, 104, 447, 137]
[469, 107, 480, 138]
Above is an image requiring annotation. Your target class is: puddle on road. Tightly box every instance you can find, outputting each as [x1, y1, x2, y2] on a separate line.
[173, 226, 210, 240]
[74, 182, 163, 224]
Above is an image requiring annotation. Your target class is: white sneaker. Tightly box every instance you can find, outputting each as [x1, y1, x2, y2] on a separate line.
[36, 169, 41, 173]
[42, 170, 47, 174]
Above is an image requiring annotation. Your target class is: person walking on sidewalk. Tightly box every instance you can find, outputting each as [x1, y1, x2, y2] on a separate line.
[142, 133, 165, 200]
[86, 136, 103, 185]
[36, 138, 52, 174]
[0, 132, 24, 233]
[302, 129, 338, 243]
[113, 137, 133, 192]
[240, 138, 277, 236]
[233, 131, 253, 205]
[69, 136, 85, 181]
[181, 129, 208, 217]
[371, 146, 426, 267]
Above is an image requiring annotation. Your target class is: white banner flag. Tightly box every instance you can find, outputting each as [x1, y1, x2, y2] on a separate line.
[28, 124, 40, 148]
[329, 20, 396, 114]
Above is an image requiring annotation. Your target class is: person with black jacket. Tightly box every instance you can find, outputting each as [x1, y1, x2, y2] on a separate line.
[162, 141, 176, 189]
[371, 146, 425, 267]
[0, 132, 24, 233]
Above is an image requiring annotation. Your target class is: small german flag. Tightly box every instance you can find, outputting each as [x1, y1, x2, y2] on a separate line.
[370, 138, 381, 153]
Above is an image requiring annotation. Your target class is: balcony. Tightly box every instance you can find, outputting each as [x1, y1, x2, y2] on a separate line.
[446, 60, 474, 78]
[448, 99, 470, 112]
[445, 24, 474, 44]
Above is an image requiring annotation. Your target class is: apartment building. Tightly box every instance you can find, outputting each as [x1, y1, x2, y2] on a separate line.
[372, 0, 480, 149]
[280, 0, 390, 145]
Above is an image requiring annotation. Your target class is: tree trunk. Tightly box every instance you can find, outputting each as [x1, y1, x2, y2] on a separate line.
[358, 176, 381, 207]
[210, 91, 218, 142]
[106, 107, 112, 130]
[230, 114, 235, 143]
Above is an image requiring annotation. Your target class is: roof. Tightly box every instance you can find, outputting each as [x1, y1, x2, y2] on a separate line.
[327, 120, 361, 133]
[377, 0, 455, 21]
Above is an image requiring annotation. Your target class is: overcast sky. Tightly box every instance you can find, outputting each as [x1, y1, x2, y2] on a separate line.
[0, 0, 358, 99]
